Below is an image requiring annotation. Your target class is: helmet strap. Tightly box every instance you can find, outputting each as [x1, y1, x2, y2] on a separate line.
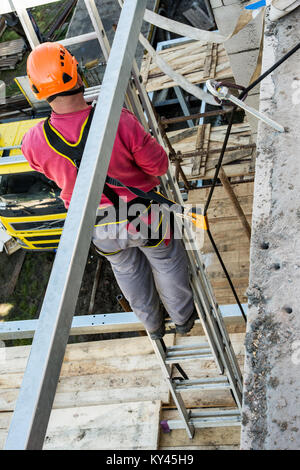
[47, 85, 84, 103]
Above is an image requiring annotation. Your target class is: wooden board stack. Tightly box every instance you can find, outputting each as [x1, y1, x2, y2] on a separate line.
[167, 122, 255, 180]
[0, 39, 26, 71]
[188, 182, 253, 305]
[140, 40, 232, 93]
[0, 332, 245, 450]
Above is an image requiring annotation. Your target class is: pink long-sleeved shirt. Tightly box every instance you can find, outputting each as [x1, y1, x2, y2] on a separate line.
[22, 106, 169, 209]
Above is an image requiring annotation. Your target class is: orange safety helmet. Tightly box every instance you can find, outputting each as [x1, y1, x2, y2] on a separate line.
[27, 42, 78, 100]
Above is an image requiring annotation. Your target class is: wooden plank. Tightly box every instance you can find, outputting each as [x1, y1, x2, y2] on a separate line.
[168, 123, 253, 154]
[0, 336, 174, 411]
[193, 123, 211, 176]
[188, 182, 253, 201]
[203, 44, 213, 78]
[219, 167, 251, 240]
[0, 328, 246, 449]
[45, 401, 161, 450]
[205, 149, 252, 171]
[1, 401, 162, 450]
[0, 17, 6, 38]
[0, 39, 26, 58]
[192, 196, 252, 220]
[179, 162, 252, 181]
[140, 40, 233, 92]
[0, 369, 170, 411]
[159, 411, 241, 448]
[0, 335, 174, 367]
[140, 52, 152, 85]
[211, 291, 248, 305]
[167, 122, 254, 181]
[0, 55, 20, 71]
[188, 182, 253, 305]
[0, 332, 246, 413]
[170, 388, 237, 409]
[201, 163, 252, 180]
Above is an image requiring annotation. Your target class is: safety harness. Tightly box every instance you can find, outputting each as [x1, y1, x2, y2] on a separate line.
[42, 107, 177, 251]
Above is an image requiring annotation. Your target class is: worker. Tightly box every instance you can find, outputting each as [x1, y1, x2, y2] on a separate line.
[22, 42, 197, 339]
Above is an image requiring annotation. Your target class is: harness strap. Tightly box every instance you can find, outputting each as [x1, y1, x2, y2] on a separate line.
[96, 185, 152, 226]
[42, 109, 182, 244]
[43, 106, 95, 168]
[47, 85, 85, 104]
[105, 175, 177, 208]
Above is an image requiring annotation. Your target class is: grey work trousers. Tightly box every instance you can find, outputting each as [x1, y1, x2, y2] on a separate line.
[92, 221, 194, 333]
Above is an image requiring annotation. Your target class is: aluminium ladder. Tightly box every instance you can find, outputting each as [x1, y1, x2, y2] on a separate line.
[149, 336, 241, 438]
[3, 0, 243, 447]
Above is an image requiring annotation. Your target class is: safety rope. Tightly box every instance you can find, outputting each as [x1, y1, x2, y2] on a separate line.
[202, 41, 300, 323]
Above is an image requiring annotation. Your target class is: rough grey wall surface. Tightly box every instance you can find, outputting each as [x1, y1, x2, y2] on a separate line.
[241, 7, 300, 449]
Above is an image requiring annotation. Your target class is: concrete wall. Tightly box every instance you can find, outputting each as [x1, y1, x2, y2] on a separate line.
[241, 7, 300, 449]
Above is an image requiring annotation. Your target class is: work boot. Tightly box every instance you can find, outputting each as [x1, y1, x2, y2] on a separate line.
[175, 308, 198, 334]
[149, 321, 166, 340]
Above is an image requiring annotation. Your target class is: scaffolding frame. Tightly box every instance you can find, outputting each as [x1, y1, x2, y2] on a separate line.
[3, 0, 147, 450]
[2, 0, 243, 450]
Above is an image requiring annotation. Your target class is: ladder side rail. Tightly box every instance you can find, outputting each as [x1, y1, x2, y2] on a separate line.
[188, 260, 243, 410]
[131, 61, 242, 381]
[148, 335, 195, 439]
[159, 148, 244, 397]
[4, 0, 147, 450]
[210, 305, 244, 392]
[130, 65, 226, 373]
[130, 59, 244, 407]
[10, 0, 40, 49]
[190, 249, 244, 390]
[203, 310, 243, 409]
[84, 0, 110, 62]
[187, 244, 243, 402]
[201, 275, 244, 390]
[190, 274, 225, 374]
[84, 0, 149, 129]
[177, 201, 243, 406]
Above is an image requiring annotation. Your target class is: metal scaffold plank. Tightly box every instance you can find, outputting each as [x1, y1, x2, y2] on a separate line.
[0, 304, 247, 340]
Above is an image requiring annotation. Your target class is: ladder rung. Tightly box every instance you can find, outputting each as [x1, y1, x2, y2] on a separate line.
[165, 343, 213, 363]
[60, 32, 98, 47]
[191, 409, 240, 418]
[165, 409, 241, 430]
[173, 377, 230, 392]
[165, 352, 214, 363]
[167, 348, 211, 357]
[167, 342, 210, 351]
